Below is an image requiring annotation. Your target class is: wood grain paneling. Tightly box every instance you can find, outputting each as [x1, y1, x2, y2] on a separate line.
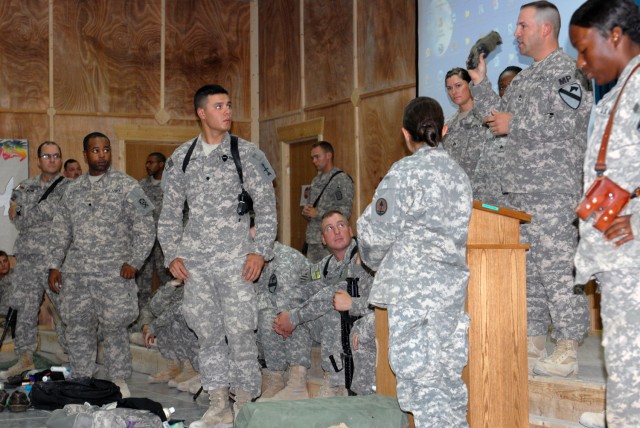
[0, 113, 49, 175]
[304, 0, 353, 107]
[54, 114, 160, 171]
[258, 0, 301, 118]
[53, 0, 161, 113]
[0, 0, 49, 110]
[358, 0, 415, 92]
[358, 89, 415, 211]
[165, 0, 251, 121]
[306, 102, 355, 180]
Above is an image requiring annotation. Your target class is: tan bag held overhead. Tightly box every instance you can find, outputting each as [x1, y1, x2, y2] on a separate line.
[576, 63, 640, 232]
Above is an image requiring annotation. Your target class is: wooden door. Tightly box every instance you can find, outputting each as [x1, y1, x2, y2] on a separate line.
[125, 141, 182, 180]
[289, 139, 319, 253]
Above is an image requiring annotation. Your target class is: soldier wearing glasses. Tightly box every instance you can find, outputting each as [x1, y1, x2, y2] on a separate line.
[1, 142, 70, 379]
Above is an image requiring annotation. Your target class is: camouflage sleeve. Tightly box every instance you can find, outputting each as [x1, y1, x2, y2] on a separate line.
[470, 78, 502, 119]
[509, 76, 591, 143]
[317, 172, 354, 219]
[352, 312, 376, 344]
[126, 185, 156, 270]
[245, 147, 277, 261]
[274, 249, 310, 311]
[158, 152, 188, 266]
[47, 192, 74, 270]
[12, 178, 71, 231]
[289, 283, 335, 325]
[357, 171, 404, 270]
[348, 263, 374, 317]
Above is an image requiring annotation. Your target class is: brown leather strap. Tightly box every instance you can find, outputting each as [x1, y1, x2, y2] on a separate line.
[595, 62, 640, 175]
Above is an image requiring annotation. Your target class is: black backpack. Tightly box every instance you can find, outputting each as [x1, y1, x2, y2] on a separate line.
[30, 378, 122, 411]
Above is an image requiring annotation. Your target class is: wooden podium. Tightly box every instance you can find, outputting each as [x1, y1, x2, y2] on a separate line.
[376, 200, 531, 428]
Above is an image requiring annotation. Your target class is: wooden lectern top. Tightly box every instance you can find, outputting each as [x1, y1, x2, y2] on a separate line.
[468, 200, 531, 247]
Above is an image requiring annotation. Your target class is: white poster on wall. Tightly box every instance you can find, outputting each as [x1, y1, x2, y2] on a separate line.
[0, 139, 29, 255]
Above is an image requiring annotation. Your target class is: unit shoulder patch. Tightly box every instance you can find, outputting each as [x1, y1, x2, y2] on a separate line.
[558, 83, 582, 110]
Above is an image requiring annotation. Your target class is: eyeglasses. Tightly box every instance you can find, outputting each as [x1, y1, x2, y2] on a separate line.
[322, 222, 348, 234]
[39, 153, 61, 160]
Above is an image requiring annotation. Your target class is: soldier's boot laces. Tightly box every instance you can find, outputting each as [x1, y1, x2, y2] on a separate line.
[317, 371, 347, 398]
[257, 369, 285, 401]
[527, 335, 547, 373]
[189, 387, 233, 428]
[0, 352, 35, 379]
[169, 360, 197, 387]
[113, 379, 131, 398]
[148, 359, 181, 384]
[533, 339, 579, 377]
[579, 411, 606, 428]
[270, 365, 309, 401]
[232, 389, 253, 421]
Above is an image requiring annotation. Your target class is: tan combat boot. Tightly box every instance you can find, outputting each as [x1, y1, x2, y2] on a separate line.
[178, 374, 201, 393]
[316, 371, 347, 398]
[0, 352, 35, 379]
[579, 411, 605, 428]
[189, 388, 233, 428]
[528, 335, 547, 373]
[257, 369, 285, 401]
[534, 339, 579, 377]
[269, 365, 309, 401]
[148, 359, 181, 383]
[169, 360, 197, 387]
[232, 388, 253, 421]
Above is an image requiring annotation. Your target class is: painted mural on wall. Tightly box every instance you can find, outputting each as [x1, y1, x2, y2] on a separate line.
[0, 139, 29, 254]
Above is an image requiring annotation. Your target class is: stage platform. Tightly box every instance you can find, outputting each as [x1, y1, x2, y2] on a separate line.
[0, 328, 606, 427]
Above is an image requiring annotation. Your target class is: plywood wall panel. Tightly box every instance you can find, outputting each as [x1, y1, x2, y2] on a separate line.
[52, 0, 162, 114]
[258, 0, 301, 118]
[165, 0, 251, 121]
[304, 0, 353, 106]
[0, 113, 50, 174]
[357, 0, 415, 92]
[0, 0, 49, 110]
[306, 102, 356, 184]
[358, 89, 415, 211]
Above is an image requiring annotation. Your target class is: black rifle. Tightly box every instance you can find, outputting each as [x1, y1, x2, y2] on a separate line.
[0, 307, 17, 349]
[340, 277, 360, 396]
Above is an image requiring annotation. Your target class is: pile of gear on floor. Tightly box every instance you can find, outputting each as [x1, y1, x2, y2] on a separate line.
[0, 366, 183, 427]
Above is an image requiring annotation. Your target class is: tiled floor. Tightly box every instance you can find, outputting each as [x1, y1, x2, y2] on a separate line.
[0, 352, 214, 428]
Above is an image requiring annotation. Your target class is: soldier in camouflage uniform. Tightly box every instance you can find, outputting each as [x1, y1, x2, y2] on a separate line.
[135, 152, 172, 329]
[273, 211, 374, 398]
[469, 1, 592, 377]
[570, 2, 640, 426]
[302, 141, 354, 262]
[158, 84, 276, 426]
[442, 68, 490, 181]
[254, 240, 309, 400]
[357, 97, 472, 427]
[143, 280, 200, 392]
[48, 133, 155, 399]
[0, 142, 70, 379]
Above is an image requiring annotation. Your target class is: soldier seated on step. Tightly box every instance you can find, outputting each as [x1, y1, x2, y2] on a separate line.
[142, 279, 200, 394]
[0, 251, 14, 328]
[272, 210, 375, 399]
[253, 236, 310, 400]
